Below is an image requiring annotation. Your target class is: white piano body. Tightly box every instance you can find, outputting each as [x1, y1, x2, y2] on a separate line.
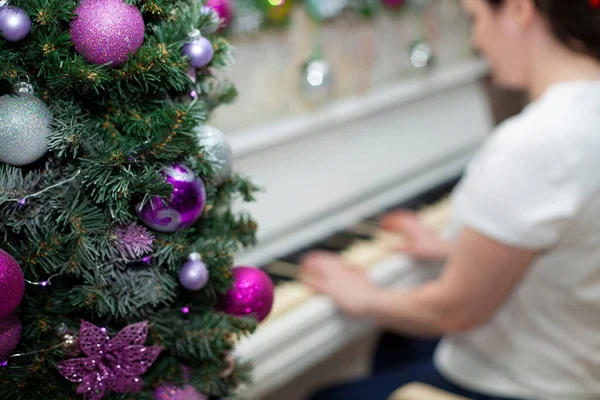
[226, 55, 495, 399]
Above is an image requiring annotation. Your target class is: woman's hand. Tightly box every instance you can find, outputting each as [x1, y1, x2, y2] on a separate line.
[379, 210, 452, 262]
[300, 228, 537, 337]
[299, 251, 377, 317]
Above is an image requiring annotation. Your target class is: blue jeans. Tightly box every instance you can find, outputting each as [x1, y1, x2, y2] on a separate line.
[309, 332, 525, 400]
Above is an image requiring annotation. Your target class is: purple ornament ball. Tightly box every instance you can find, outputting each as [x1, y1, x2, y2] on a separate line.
[206, 0, 234, 28]
[0, 249, 24, 320]
[153, 384, 207, 400]
[0, 6, 31, 42]
[179, 254, 209, 291]
[0, 314, 22, 362]
[70, 0, 145, 66]
[136, 164, 206, 233]
[217, 266, 274, 322]
[183, 37, 214, 69]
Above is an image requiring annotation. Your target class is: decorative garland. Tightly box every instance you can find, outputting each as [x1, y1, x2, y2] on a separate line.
[206, 0, 430, 36]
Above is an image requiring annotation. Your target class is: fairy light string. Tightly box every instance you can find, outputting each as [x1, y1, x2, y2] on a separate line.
[5, 170, 81, 206]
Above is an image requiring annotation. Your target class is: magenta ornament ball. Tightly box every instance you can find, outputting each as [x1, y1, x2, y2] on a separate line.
[217, 266, 274, 322]
[0, 314, 22, 362]
[0, 249, 24, 320]
[206, 0, 234, 28]
[70, 0, 145, 66]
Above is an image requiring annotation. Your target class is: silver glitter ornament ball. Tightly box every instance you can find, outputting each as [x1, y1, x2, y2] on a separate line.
[300, 57, 334, 102]
[195, 124, 234, 186]
[0, 87, 52, 166]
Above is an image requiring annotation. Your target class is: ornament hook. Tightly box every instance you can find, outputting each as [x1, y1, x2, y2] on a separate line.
[13, 82, 33, 95]
[188, 252, 202, 261]
[188, 27, 201, 40]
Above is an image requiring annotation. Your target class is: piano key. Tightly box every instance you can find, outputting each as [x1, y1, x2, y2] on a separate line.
[420, 196, 452, 230]
[263, 260, 300, 280]
[260, 187, 454, 326]
[279, 229, 376, 265]
[343, 194, 453, 266]
[279, 247, 313, 265]
[340, 239, 390, 267]
[407, 178, 459, 210]
[268, 274, 293, 286]
[261, 230, 388, 325]
[262, 281, 314, 325]
[373, 229, 408, 249]
[320, 230, 372, 251]
[345, 221, 380, 237]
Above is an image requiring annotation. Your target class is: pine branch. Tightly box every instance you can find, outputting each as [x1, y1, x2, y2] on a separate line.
[1, 0, 262, 397]
[47, 98, 94, 158]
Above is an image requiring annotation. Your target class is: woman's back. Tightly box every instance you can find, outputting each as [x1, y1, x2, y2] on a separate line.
[437, 80, 600, 399]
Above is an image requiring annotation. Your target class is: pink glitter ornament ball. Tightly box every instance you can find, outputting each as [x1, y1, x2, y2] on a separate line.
[0, 314, 22, 362]
[205, 0, 234, 28]
[70, 0, 145, 66]
[0, 249, 24, 320]
[217, 266, 274, 322]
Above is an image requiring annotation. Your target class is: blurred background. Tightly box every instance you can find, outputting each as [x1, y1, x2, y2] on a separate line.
[198, 1, 528, 399]
[208, 0, 526, 133]
[203, 0, 526, 246]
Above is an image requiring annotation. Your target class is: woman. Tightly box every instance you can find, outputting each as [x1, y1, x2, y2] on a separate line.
[299, 1, 600, 399]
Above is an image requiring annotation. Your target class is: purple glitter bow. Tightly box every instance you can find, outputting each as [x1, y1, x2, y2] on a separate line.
[57, 320, 162, 400]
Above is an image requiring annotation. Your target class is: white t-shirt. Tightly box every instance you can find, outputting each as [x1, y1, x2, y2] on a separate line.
[434, 80, 600, 400]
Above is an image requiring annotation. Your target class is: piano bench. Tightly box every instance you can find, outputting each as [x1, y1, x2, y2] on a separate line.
[388, 383, 471, 400]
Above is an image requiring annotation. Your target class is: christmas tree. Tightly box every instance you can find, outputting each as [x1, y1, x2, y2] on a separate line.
[0, 0, 266, 398]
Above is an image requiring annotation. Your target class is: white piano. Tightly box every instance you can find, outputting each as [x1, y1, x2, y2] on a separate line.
[226, 56, 495, 399]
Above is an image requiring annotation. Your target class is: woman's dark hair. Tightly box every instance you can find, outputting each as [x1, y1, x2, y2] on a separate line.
[486, 0, 600, 61]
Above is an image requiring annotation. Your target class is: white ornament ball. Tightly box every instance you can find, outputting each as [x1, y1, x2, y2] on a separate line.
[300, 58, 334, 102]
[194, 124, 234, 186]
[409, 40, 434, 69]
